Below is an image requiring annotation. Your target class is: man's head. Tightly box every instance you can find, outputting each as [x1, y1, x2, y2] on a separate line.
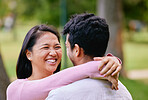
[63, 13, 109, 65]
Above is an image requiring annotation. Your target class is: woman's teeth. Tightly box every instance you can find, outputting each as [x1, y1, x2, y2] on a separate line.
[47, 59, 56, 63]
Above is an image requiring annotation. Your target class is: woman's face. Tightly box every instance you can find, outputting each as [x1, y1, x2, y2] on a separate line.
[27, 32, 62, 77]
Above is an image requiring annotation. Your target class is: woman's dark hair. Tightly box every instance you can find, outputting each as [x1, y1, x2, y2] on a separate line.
[16, 24, 61, 79]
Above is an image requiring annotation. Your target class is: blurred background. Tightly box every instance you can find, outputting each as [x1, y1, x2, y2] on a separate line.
[0, 0, 148, 99]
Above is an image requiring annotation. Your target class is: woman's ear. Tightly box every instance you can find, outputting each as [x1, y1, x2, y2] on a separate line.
[26, 49, 32, 61]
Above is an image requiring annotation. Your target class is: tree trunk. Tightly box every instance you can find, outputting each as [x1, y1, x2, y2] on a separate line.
[0, 52, 10, 100]
[97, 0, 126, 77]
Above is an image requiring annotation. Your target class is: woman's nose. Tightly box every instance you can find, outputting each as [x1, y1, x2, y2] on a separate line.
[49, 50, 56, 56]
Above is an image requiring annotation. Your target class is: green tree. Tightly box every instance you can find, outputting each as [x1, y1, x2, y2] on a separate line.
[0, 0, 8, 18]
[17, 0, 60, 27]
[16, 0, 98, 27]
[66, 0, 96, 18]
[123, 0, 148, 23]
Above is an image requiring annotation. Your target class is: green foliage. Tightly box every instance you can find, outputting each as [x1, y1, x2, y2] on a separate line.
[0, 0, 9, 18]
[17, 0, 60, 26]
[123, 0, 148, 23]
[1, 0, 148, 27]
[13, 0, 97, 26]
[66, 0, 97, 19]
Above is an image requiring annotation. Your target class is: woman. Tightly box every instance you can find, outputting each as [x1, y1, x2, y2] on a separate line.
[7, 24, 121, 100]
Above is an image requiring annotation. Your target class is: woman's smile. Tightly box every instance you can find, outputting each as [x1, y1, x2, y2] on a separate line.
[46, 58, 57, 65]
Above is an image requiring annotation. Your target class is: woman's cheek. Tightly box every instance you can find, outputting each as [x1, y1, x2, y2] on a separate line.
[58, 49, 62, 58]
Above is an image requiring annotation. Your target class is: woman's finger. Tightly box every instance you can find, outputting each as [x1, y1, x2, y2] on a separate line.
[103, 63, 118, 77]
[100, 60, 114, 75]
[111, 64, 122, 76]
[98, 57, 110, 71]
[93, 57, 104, 61]
[107, 76, 118, 90]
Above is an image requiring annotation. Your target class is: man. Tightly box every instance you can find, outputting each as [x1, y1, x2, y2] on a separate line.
[46, 13, 132, 100]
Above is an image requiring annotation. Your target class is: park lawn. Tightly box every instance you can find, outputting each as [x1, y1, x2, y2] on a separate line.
[0, 34, 22, 78]
[124, 41, 148, 71]
[123, 31, 148, 71]
[120, 78, 148, 100]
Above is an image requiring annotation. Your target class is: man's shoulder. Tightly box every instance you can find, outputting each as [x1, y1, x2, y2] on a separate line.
[46, 79, 105, 100]
[47, 79, 111, 97]
[57, 78, 108, 90]
[46, 79, 133, 100]
[49, 78, 115, 93]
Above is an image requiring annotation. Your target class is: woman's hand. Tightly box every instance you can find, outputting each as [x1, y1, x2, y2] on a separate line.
[93, 55, 121, 90]
[93, 55, 122, 77]
[106, 74, 119, 90]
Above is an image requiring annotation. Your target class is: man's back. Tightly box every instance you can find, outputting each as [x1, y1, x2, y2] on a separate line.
[46, 79, 132, 100]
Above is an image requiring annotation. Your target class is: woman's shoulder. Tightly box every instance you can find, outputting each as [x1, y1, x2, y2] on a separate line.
[7, 79, 28, 91]
[9, 78, 28, 85]
[7, 79, 28, 99]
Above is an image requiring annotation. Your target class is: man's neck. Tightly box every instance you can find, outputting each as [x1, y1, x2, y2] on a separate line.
[74, 55, 93, 66]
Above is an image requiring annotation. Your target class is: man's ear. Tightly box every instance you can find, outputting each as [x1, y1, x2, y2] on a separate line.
[74, 44, 82, 57]
[26, 49, 32, 61]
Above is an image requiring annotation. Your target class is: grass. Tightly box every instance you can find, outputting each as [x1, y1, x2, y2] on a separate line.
[122, 31, 148, 100]
[123, 31, 148, 71]
[124, 42, 148, 70]
[0, 40, 20, 78]
[120, 78, 148, 100]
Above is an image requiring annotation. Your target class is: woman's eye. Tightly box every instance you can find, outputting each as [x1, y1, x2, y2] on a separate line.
[43, 47, 49, 49]
[55, 46, 61, 49]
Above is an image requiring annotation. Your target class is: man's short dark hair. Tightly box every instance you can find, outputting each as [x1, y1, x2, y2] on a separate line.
[63, 13, 109, 57]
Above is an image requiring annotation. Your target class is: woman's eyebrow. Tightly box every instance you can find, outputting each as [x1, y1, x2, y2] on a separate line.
[55, 43, 61, 45]
[41, 43, 61, 46]
[42, 43, 49, 46]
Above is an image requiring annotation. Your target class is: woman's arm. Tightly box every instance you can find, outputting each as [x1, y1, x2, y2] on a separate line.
[21, 58, 120, 99]
[21, 61, 103, 99]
